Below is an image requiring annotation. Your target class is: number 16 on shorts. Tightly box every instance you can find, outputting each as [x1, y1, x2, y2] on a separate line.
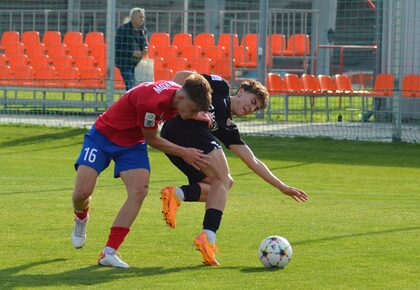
[84, 147, 97, 163]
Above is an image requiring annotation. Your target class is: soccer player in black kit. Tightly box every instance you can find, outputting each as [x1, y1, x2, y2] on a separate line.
[160, 71, 308, 266]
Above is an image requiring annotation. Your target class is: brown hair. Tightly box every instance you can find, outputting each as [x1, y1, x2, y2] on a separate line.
[181, 74, 213, 111]
[238, 79, 269, 110]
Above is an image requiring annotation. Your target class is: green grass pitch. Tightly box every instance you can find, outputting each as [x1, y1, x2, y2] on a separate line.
[0, 125, 419, 289]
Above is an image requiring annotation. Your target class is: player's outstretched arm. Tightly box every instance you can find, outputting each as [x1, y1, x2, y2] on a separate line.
[229, 144, 308, 202]
[142, 128, 210, 170]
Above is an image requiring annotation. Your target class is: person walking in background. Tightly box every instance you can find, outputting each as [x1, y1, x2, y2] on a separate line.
[115, 7, 148, 90]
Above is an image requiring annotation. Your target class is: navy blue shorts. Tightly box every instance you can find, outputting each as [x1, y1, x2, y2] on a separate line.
[75, 126, 150, 178]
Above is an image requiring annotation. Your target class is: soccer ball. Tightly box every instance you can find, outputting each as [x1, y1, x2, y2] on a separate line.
[258, 236, 292, 268]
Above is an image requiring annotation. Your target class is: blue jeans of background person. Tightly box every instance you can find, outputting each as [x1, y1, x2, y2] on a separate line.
[118, 65, 136, 91]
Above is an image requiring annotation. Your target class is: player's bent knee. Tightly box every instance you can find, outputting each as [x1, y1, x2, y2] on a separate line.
[73, 187, 93, 201]
[128, 186, 149, 205]
[226, 174, 234, 190]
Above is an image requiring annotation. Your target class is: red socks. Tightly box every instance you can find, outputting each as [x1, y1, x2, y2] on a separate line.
[74, 208, 89, 220]
[105, 227, 130, 251]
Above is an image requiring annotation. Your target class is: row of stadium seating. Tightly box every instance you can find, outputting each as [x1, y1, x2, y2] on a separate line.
[0, 30, 310, 83]
[0, 31, 220, 83]
[1, 30, 309, 56]
[266, 73, 420, 97]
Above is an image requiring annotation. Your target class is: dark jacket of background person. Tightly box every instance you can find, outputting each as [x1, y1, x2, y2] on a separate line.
[115, 21, 147, 70]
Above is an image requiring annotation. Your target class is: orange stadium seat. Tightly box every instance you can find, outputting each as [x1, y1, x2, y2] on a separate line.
[240, 34, 258, 50]
[165, 57, 189, 73]
[13, 65, 35, 86]
[79, 67, 104, 88]
[234, 45, 256, 68]
[333, 75, 354, 94]
[8, 54, 30, 70]
[154, 68, 174, 81]
[283, 34, 310, 56]
[172, 33, 193, 48]
[190, 57, 212, 74]
[269, 34, 286, 56]
[301, 74, 322, 110]
[56, 66, 80, 88]
[284, 73, 305, 94]
[351, 73, 374, 90]
[0, 53, 9, 66]
[4, 42, 25, 56]
[73, 55, 98, 70]
[51, 55, 75, 70]
[301, 74, 321, 94]
[146, 44, 156, 58]
[213, 58, 234, 81]
[63, 31, 83, 46]
[218, 33, 239, 58]
[22, 31, 41, 46]
[371, 74, 394, 97]
[114, 67, 125, 90]
[90, 43, 106, 70]
[0, 65, 13, 85]
[26, 43, 48, 60]
[149, 33, 170, 48]
[317, 75, 337, 94]
[85, 32, 105, 48]
[153, 57, 164, 72]
[194, 33, 215, 48]
[0, 31, 19, 49]
[178, 45, 202, 61]
[29, 54, 52, 69]
[402, 75, 420, 97]
[218, 33, 239, 48]
[202, 46, 226, 63]
[154, 45, 178, 59]
[266, 73, 286, 94]
[47, 43, 69, 61]
[42, 31, 62, 49]
[34, 66, 58, 87]
[67, 43, 91, 58]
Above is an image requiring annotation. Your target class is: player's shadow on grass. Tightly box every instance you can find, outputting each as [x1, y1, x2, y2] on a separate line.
[0, 141, 81, 156]
[0, 128, 85, 148]
[0, 258, 240, 288]
[240, 266, 284, 273]
[0, 178, 179, 196]
[292, 226, 420, 246]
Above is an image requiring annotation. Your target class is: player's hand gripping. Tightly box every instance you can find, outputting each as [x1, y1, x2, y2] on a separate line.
[182, 148, 211, 170]
[193, 111, 213, 128]
[281, 186, 308, 202]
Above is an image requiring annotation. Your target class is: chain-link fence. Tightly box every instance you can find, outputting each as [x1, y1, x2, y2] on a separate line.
[0, 0, 419, 142]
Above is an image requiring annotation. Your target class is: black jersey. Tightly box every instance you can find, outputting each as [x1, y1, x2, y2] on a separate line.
[202, 74, 245, 148]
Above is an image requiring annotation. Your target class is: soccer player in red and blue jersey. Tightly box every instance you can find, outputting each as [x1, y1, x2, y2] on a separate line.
[70, 74, 212, 268]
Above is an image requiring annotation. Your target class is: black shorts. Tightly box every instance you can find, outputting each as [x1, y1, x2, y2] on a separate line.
[161, 115, 222, 184]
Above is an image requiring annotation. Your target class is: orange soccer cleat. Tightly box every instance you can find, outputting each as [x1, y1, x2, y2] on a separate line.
[160, 186, 181, 228]
[193, 231, 220, 266]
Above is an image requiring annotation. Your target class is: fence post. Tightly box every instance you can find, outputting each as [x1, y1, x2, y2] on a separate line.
[256, 0, 268, 119]
[105, 0, 116, 108]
